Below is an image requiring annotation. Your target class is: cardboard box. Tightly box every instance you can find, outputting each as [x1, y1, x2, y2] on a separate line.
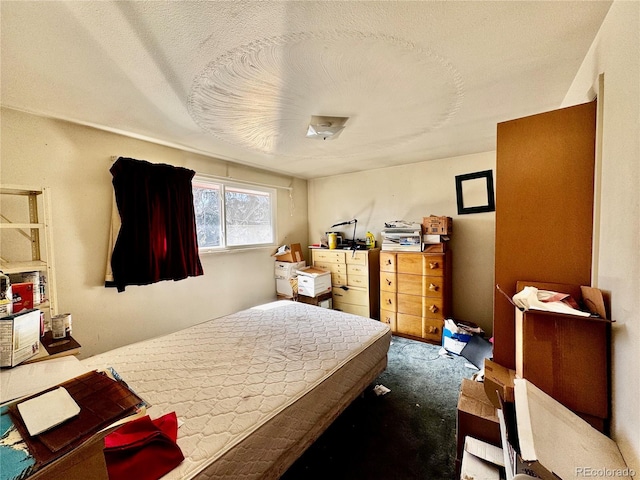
[9, 272, 41, 305]
[276, 277, 298, 298]
[499, 379, 632, 480]
[422, 242, 447, 253]
[442, 321, 473, 355]
[11, 282, 34, 313]
[0, 309, 41, 367]
[422, 216, 452, 235]
[456, 378, 501, 471]
[443, 329, 471, 355]
[272, 243, 304, 263]
[274, 260, 305, 280]
[460, 437, 503, 480]
[0, 300, 11, 318]
[1, 272, 13, 317]
[30, 433, 109, 480]
[483, 359, 516, 409]
[515, 281, 611, 422]
[296, 267, 331, 297]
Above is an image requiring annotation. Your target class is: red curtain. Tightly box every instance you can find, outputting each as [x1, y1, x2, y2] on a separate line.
[108, 157, 203, 292]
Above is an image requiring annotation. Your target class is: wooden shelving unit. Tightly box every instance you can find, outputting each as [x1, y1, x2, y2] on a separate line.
[0, 185, 58, 326]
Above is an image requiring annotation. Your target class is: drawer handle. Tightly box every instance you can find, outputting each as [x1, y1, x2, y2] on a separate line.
[383, 317, 391, 324]
[428, 283, 438, 292]
[386, 299, 393, 305]
[429, 262, 439, 269]
[429, 304, 438, 313]
[386, 279, 392, 286]
[427, 326, 436, 334]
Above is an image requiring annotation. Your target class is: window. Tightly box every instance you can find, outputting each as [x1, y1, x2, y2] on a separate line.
[192, 177, 276, 251]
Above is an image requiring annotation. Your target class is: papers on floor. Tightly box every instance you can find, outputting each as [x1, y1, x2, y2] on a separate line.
[0, 355, 90, 404]
[17, 387, 80, 436]
[373, 384, 391, 396]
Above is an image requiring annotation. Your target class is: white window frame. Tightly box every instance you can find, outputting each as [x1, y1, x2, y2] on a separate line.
[193, 176, 277, 252]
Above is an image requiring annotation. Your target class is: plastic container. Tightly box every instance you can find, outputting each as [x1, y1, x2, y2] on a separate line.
[328, 233, 338, 249]
[366, 231, 375, 249]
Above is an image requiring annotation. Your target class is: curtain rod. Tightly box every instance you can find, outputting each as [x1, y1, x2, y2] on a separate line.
[110, 156, 293, 192]
[194, 172, 293, 192]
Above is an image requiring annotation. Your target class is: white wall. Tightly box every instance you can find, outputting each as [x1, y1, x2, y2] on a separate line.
[308, 151, 496, 335]
[0, 108, 309, 357]
[563, 0, 640, 471]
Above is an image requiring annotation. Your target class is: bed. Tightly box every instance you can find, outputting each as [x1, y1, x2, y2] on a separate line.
[80, 300, 391, 479]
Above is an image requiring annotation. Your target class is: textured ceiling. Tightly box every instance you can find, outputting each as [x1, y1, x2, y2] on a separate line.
[1, 1, 612, 179]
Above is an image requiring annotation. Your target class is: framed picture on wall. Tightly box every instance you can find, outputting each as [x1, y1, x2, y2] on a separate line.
[455, 170, 495, 215]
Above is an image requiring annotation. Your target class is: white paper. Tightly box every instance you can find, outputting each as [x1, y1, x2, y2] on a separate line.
[465, 436, 505, 467]
[497, 408, 515, 480]
[17, 386, 80, 436]
[0, 355, 90, 404]
[512, 286, 590, 316]
[373, 384, 390, 396]
[460, 448, 501, 480]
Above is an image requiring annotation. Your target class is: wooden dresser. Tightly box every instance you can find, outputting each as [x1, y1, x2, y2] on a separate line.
[311, 248, 380, 319]
[379, 251, 452, 344]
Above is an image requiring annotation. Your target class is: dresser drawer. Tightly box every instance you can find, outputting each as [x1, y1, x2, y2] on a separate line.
[314, 261, 346, 275]
[380, 290, 396, 311]
[396, 312, 422, 338]
[313, 250, 345, 264]
[380, 271, 397, 292]
[423, 317, 443, 341]
[396, 313, 443, 343]
[331, 286, 368, 306]
[379, 309, 397, 331]
[332, 272, 347, 286]
[333, 301, 369, 317]
[346, 251, 368, 266]
[397, 293, 443, 318]
[397, 254, 445, 276]
[347, 274, 369, 289]
[397, 274, 445, 298]
[347, 264, 368, 276]
[380, 252, 397, 273]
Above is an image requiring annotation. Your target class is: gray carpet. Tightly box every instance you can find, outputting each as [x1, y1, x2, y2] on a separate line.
[280, 335, 474, 480]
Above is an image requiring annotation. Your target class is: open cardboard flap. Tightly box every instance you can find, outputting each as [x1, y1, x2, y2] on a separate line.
[513, 379, 631, 480]
[580, 286, 608, 319]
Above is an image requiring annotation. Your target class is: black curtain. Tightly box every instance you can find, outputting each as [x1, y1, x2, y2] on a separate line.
[107, 157, 203, 292]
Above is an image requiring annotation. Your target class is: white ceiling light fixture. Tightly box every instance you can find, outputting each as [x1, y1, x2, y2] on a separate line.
[306, 116, 349, 140]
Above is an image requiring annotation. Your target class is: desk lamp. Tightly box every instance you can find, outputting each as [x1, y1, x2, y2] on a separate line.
[331, 219, 357, 252]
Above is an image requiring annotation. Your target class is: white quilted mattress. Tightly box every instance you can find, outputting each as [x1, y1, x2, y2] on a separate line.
[81, 300, 391, 479]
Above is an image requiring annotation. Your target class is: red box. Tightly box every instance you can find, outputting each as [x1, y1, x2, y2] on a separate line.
[12, 282, 34, 313]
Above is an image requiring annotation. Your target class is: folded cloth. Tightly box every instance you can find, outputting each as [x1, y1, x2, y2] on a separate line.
[104, 412, 184, 480]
